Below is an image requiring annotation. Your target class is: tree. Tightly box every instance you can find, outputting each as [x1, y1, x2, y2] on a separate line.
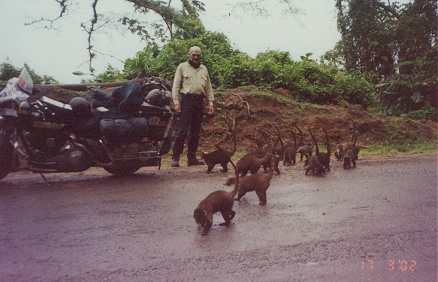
[227, 0, 302, 18]
[28, 0, 206, 75]
[335, 0, 437, 119]
[123, 31, 240, 86]
[335, 0, 400, 82]
[0, 62, 58, 84]
[28, 0, 303, 75]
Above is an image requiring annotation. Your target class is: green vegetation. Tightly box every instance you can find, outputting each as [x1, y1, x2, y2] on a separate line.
[0, 61, 58, 85]
[1, 0, 436, 122]
[360, 141, 437, 156]
[333, 0, 437, 120]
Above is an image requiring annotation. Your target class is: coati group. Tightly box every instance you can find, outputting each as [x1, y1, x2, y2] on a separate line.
[194, 123, 376, 234]
[194, 127, 278, 235]
[194, 146, 240, 235]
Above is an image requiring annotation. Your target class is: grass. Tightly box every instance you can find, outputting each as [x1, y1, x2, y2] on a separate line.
[231, 141, 437, 159]
[359, 141, 437, 156]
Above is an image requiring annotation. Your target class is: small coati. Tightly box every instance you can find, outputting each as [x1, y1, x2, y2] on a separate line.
[305, 127, 326, 176]
[193, 147, 240, 235]
[336, 133, 376, 161]
[261, 153, 281, 175]
[234, 132, 275, 205]
[235, 131, 271, 176]
[235, 148, 269, 176]
[314, 128, 331, 172]
[201, 130, 237, 173]
[283, 129, 297, 166]
[292, 125, 313, 161]
[343, 134, 357, 169]
[260, 126, 283, 175]
[341, 142, 374, 160]
[297, 144, 313, 161]
[334, 146, 343, 161]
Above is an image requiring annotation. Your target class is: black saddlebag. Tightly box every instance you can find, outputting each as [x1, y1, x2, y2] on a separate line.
[100, 117, 149, 147]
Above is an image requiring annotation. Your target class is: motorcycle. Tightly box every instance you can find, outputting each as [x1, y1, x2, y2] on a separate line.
[0, 68, 174, 181]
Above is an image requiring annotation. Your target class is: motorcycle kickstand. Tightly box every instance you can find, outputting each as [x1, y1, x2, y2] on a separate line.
[39, 173, 50, 186]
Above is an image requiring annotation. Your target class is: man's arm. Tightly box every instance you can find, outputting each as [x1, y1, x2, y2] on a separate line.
[172, 64, 183, 106]
[204, 73, 214, 107]
[204, 72, 214, 115]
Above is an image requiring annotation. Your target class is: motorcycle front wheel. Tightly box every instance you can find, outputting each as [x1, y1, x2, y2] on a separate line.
[0, 140, 13, 180]
[103, 161, 142, 176]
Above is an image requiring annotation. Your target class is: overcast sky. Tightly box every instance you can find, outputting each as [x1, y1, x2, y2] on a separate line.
[0, 0, 340, 83]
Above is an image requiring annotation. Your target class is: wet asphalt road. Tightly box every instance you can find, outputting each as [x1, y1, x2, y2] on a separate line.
[0, 154, 436, 282]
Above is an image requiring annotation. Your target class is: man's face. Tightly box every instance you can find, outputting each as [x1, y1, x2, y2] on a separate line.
[190, 49, 202, 64]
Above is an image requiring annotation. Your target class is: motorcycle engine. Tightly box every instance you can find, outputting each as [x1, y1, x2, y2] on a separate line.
[58, 147, 92, 172]
[29, 147, 92, 173]
[25, 130, 69, 154]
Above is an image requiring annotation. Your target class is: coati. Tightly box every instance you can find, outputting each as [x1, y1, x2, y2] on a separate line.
[305, 127, 326, 176]
[193, 147, 240, 235]
[234, 131, 275, 205]
[334, 146, 343, 161]
[292, 125, 313, 161]
[336, 133, 376, 161]
[260, 126, 283, 175]
[343, 134, 357, 169]
[261, 151, 281, 175]
[314, 128, 331, 171]
[235, 129, 270, 176]
[341, 142, 374, 160]
[283, 129, 297, 166]
[201, 130, 237, 173]
[235, 148, 269, 176]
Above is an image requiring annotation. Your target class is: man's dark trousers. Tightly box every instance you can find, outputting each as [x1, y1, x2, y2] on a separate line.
[172, 95, 204, 161]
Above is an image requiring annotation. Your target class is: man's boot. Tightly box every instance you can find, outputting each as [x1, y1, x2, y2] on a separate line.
[171, 158, 180, 167]
[187, 158, 205, 166]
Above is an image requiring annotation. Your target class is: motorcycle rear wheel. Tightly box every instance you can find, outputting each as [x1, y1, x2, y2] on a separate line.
[103, 162, 142, 176]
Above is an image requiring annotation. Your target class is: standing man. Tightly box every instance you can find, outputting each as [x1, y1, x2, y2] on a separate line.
[171, 46, 215, 167]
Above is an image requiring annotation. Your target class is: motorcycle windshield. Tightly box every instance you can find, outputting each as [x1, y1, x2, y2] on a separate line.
[0, 75, 30, 105]
[0, 67, 33, 104]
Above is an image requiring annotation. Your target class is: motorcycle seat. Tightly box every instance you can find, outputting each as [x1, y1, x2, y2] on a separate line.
[41, 96, 73, 111]
[39, 96, 74, 121]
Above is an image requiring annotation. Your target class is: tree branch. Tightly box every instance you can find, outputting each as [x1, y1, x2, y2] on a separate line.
[25, 0, 69, 28]
[80, 0, 100, 74]
[371, 0, 400, 19]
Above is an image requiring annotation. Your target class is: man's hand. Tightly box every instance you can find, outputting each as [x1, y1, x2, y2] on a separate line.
[174, 104, 181, 114]
[206, 105, 214, 115]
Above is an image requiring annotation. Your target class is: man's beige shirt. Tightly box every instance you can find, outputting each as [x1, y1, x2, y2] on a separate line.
[172, 62, 214, 106]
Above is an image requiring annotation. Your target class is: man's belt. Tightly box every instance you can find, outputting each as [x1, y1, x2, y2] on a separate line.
[182, 93, 204, 99]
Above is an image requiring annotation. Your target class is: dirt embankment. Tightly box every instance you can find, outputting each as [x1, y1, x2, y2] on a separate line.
[199, 87, 437, 153]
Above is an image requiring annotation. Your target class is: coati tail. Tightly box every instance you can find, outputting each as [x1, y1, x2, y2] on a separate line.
[216, 145, 239, 197]
[308, 126, 319, 155]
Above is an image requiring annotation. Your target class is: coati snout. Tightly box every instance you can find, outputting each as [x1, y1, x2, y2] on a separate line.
[193, 209, 206, 229]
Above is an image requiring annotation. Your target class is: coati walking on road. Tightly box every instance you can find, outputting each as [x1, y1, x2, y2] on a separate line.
[343, 134, 357, 169]
[314, 128, 331, 172]
[234, 131, 275, 205]
[261, 126, 283, 175]
[201, 130, 237, 173]
[235, 130, 271, 176]
[235, 148, 269, 176]
[283, 129, 297, 166]
[194, 147, 240, 235]
[336, 133, 375, 161]
[305, 127, 326, 176]
[293, 125, 313, 161]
